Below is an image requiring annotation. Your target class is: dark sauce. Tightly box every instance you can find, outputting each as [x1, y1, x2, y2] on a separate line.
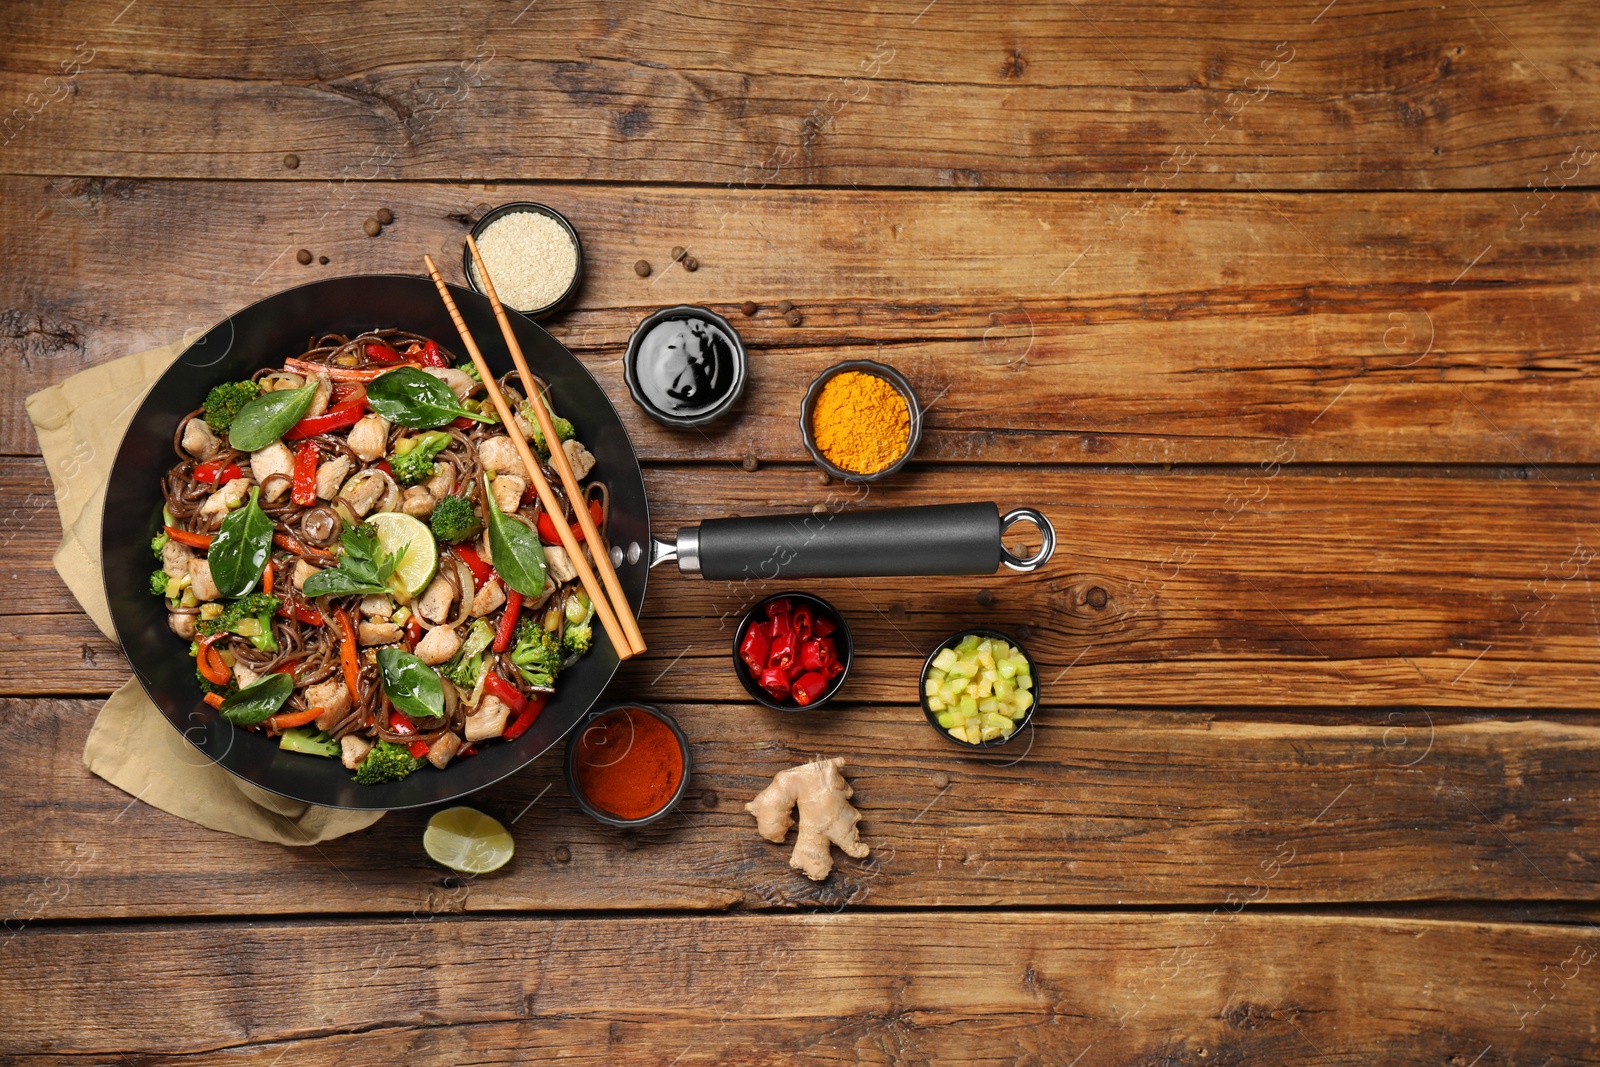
[632, 314, 739, 418]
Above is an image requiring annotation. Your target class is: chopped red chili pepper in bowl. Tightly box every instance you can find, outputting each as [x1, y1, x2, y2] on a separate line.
[732, 591, 851, 710]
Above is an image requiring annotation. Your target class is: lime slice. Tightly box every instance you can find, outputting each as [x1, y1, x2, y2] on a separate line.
[368, 511, 439, 598]
[424, 806, 514, 874]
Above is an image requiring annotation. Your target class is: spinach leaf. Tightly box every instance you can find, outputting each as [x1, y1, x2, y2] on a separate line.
[208, 486, 273, 598]
[219, 672, 295, 725]
[377, 647, 445, 721]
[366, 366, 494, 429]
[483, 473, 546, 597]
[302, 523, 407, 598]
[228, 381, 318, 452]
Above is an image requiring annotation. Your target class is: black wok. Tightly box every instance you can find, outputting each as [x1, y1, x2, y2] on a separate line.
[105, 275, 1055, 811]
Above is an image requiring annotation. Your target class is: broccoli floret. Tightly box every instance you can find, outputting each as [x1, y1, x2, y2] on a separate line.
[354, 740, 423, 785]
[199, 594, 282, 653]
[441, 618, 494, 689]
[203, 380, 260, 433]
[197, 669, 238, 698]
[279, 727, 340, 758]
[526, 412, 575, 457]
[561, 591, 593, 656]
[150, 570, 170, 597]
[151, 530, 169, 556]
[389, 431, 452, 486]
[430, 494, 482, 545]
[509, 617, 563, 689]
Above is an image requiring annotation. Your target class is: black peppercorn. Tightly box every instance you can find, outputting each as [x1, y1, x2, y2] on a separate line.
[634, 259, 651, 277]
[778, 300, 794, 313]
[283, 153, 300, 169]
[296, 249, 312, 265]
[785, 309, 802, 326]
[375, 207, 394, 225]
[362, 217, 381, 237]
[740, 301, 758, 316]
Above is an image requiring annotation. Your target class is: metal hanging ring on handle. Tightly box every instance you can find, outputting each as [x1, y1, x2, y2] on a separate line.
[999, 507, 1056, 572]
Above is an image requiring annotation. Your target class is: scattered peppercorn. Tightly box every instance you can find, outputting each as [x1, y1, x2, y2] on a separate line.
[701, 790, 719, 809]
[778, 300, 794, 313]
[812, 503, 827, 515]
[319, 255, 329, 264]
[283, 153, 299, 170]
[553, 845, 571, 863]
[621, 832, 639, 851]
[296, 249, 312, 265]
[785, 309, 803, 327]
[740, 301, 758, 316]
[671, 245, 685, 261]
[375, 207, 394, 225]
[683, 256, 699, 272]
[741, 454, 759, 472]
[817, 472, 832, 486]
[933, 773, 951, 791]
[634, 259, 651, 277]
[976, 588, 994, 606]
[363, 217, 381, 237]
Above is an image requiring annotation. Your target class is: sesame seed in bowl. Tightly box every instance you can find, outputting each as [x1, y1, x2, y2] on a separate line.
[464, 202, 583, 319]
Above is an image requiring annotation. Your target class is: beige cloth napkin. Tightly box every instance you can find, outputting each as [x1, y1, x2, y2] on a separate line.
[26, 344, 383, 844]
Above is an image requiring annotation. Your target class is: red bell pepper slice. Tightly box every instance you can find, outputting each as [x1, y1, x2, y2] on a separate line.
[417, 340, 449, 368]
[501, 692, 549, 741]
[405, 616, 423, 646]
[165, 526, 214, 549]
[193, 461, 242, 484]
[739, 625, 771, 673]
[277, 600, 325, 627]
[195, 635, 232, 685]
[791, 671, 831, 706]
[408, 739, 432, 759]
[492, 590, 523, 652]
[536, 499, 606, 545]
[389, 708, 417, 735]
[334, 607, 361, 702]
[285, 386, 366, 440]
[365, 342, 405, 364]
[291, 440, 319, 507]
[483, 671, 528, 714]
[454, 544, 493, 585]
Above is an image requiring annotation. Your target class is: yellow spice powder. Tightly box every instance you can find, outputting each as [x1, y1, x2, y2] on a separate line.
[810, 371, 910, 474]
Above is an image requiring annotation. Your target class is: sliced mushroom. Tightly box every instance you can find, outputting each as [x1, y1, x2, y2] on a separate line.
[347, 414, 391, 462]
[167, 612, 197, 639]
[181, 417, 221, 460]
[314, 455, 353, 501]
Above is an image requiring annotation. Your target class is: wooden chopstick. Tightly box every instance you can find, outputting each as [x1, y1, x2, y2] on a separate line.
[422, 255, 641, 661]
[464, 235, 649, 658]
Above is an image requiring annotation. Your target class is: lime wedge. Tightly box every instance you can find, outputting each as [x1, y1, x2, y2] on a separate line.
[424, 806, 514, 874]
[368, 511, 439, 598]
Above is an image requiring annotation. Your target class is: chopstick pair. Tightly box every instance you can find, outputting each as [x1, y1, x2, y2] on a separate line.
[422, 251, 648, 660]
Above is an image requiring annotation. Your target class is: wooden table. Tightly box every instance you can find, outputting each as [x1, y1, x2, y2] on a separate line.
[4, 1, 1600, 1061]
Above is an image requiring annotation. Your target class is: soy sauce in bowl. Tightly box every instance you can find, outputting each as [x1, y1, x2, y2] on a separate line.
[624, 305, 747, 428]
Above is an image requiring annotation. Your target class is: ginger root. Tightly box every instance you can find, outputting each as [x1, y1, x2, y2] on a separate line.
[745, 757, 869, 881]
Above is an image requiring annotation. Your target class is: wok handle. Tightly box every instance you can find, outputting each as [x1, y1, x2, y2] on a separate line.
[671, 502, 1054, 581]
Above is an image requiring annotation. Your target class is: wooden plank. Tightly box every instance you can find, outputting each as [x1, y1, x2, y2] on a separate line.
[7, 179, 1600, 461]
[8, 696, 1600, 917]
[6, 458, 1598, 707]
[1, 0, 1597, 190]
[3, 913, 1596, 1062]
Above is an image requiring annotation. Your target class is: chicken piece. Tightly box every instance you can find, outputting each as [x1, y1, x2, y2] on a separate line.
[314, 455, 353, 501]
[424, 366, 477, 402]
[199, 477, 252, 519]
[469, 579, 506, 617]
[162, 539, 196, 580]
[464, 693, 512, 742]
[232, 661, 261, 689]
[425, 463, 457, 500]
[291, 559, 320, 591]
[358, 620, 404, 645]
[401, 485, 436, 518]
[416, 574, 456, 625]
[544, 544, 578, 584]
[512, 407, 537, 441]
[477, 435, 520, 474]
[261, 372, 305, 393]
[250, 441, 296, 503]
[347, 414, 390, 462]
[168, 612, 197, 639]
[414, 624, 461, 666]
[306, 678, 353, 731]
[188, 558, 222, 602]
[561, 438, 596, 481]
[340, 735, 373, 770]
[426, 732, 463, 770]
[359, 593, 394, 619]
[304, 374, 333, 419]
[491, 474, 525, 516]
[181, 417, 221, 460]
[342, 472, 386, 517]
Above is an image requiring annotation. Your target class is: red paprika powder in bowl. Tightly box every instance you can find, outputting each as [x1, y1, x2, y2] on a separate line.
[564, 703, 691, 828]
[732, 592, 852, 711]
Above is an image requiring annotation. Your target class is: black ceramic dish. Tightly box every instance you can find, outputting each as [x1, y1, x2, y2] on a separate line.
[919, 628, 1039, 749]
[623, 305, 747, 428]
[563, 703, 692, 829]
[800, 359, 922, 483]
[732, 591, 852, 711]
[103, 275, 649, 810]
[463, 202, 584, 319]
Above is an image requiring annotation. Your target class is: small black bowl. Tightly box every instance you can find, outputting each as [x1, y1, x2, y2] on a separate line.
[800, 359, 922, 483]
[920, 628, 1039, 749]
[624, 304, 748, 428]
[563, 703, 692, 829]
[464, 202, 583, 319]
[732, 591, 852, 711]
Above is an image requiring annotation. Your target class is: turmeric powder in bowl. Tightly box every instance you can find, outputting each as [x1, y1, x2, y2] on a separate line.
[802, 362, 921, 480]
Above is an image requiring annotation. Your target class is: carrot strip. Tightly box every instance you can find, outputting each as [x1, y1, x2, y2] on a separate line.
[165, 526, 214, 549]
[334, 608, 361, 701]
[261, 561, 275, 595]
[268, 705, 323, 730]
[203, 692, 225, 709]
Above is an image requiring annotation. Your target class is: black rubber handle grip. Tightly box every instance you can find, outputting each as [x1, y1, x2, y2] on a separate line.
[691, 502, 1001, 581]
